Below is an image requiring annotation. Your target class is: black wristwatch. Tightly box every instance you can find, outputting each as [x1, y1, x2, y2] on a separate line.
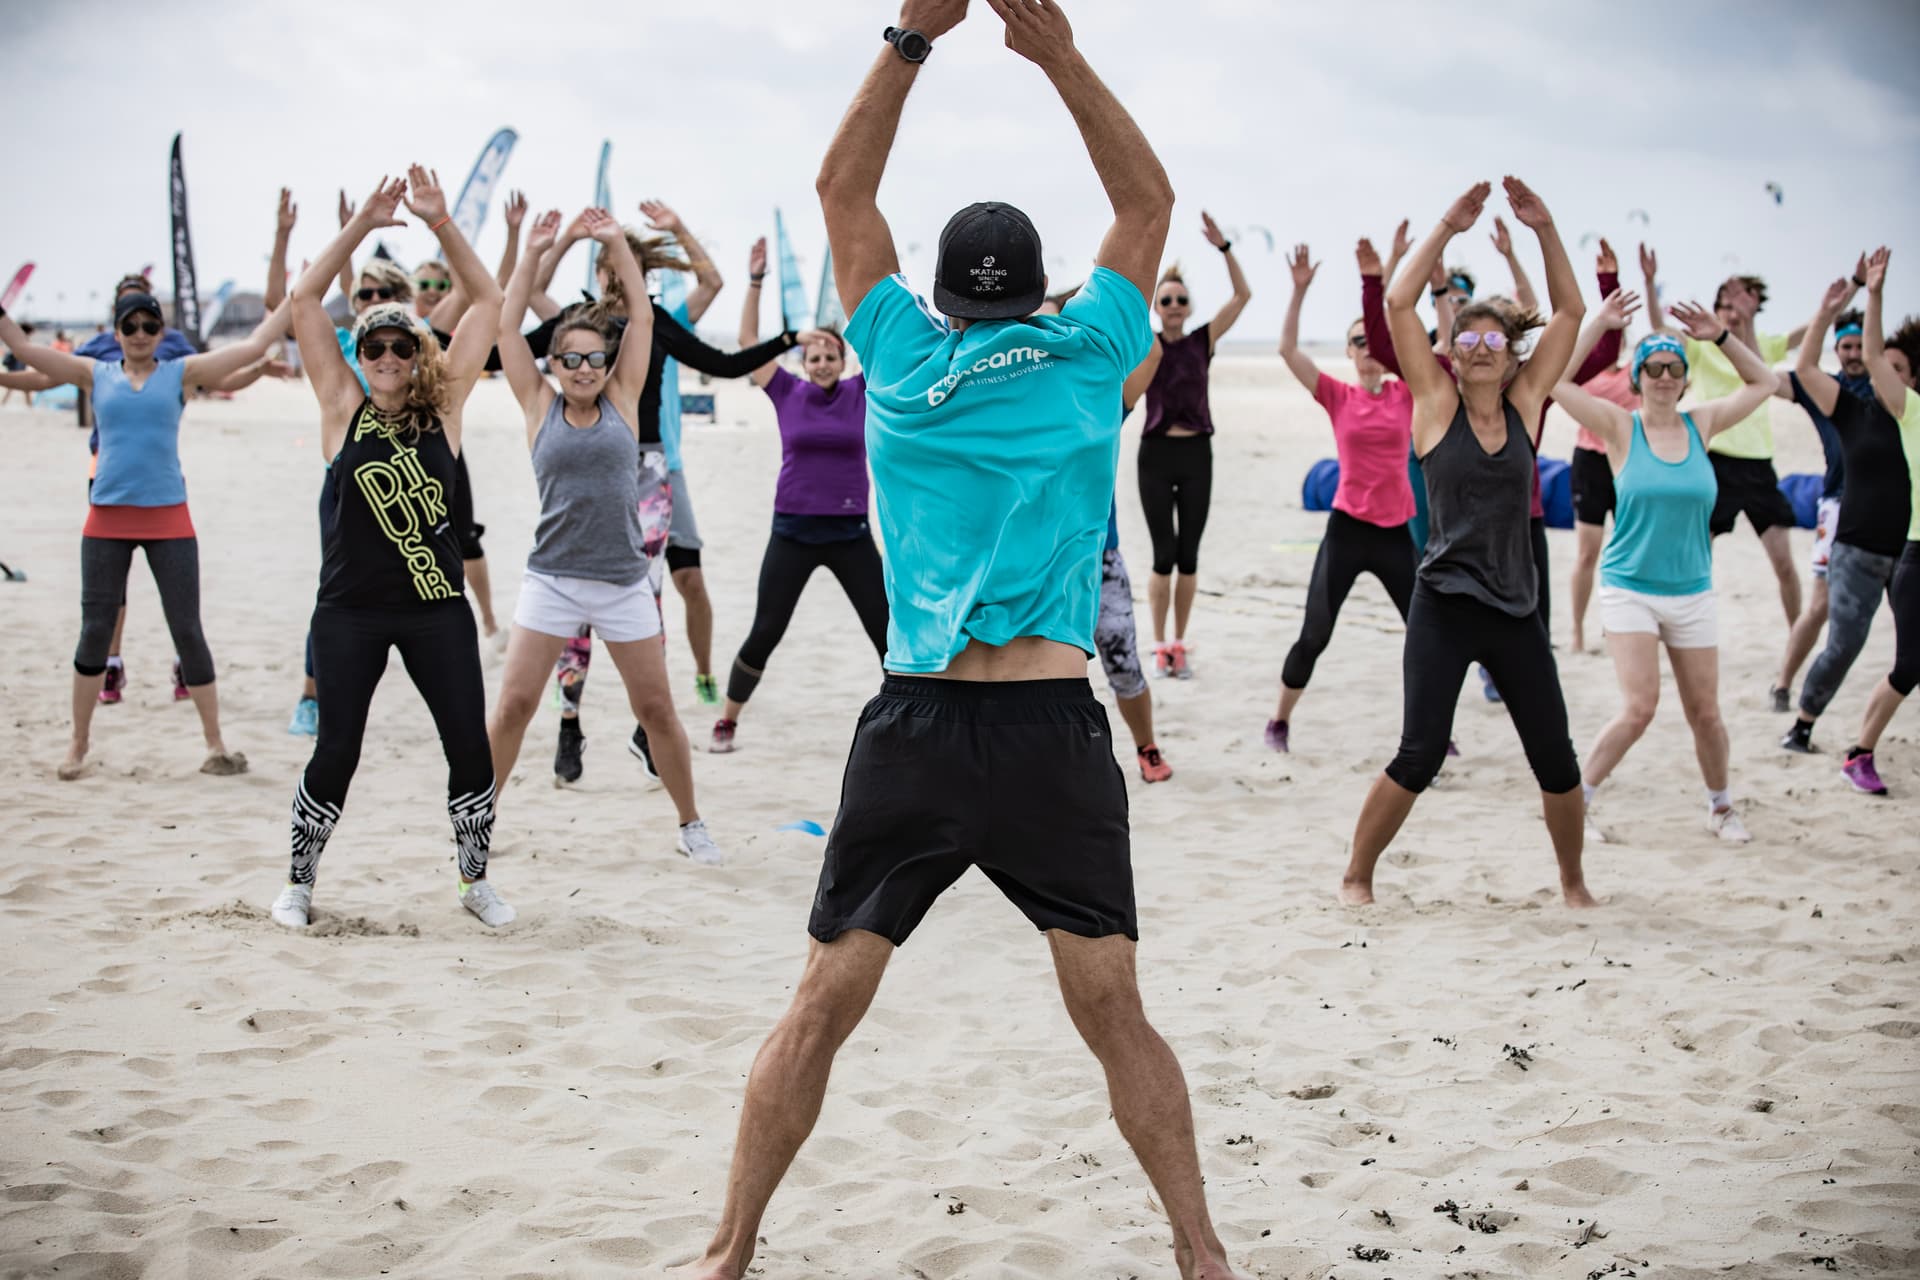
[883, 26, 932, 63]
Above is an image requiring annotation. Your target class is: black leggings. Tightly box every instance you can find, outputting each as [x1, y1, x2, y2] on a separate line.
[1282, 509, 1415, 690]
[1530, 515, 1551, 632]
[727, 532, 889, 705]
[77, 535, 213, 684]
[1889, 541, 1920, 697]
[1137, 433, 1213, 575]
[289, 601, 495, 886]
[1386, 582, 1580, 795]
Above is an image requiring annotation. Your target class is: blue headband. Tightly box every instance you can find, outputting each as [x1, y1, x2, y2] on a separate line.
[1631, 334, 1688, 390]
[1448, 273, 1474, 297]
[1835, 323, 1864, 339]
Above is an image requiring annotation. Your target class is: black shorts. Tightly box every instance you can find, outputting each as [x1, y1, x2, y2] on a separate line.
[1709, 453, 1794, 537]
[1570, 446, 1616, 526]
[809, 677, 1136, 946]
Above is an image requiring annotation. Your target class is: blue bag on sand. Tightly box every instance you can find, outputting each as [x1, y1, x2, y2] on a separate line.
[1302, 458, 1340, 512]
[1537, 457, 1573, 530]
[1777, 473, 1822, 530]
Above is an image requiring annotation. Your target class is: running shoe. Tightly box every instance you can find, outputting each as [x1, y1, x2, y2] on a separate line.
[628, 724, 659, 780]
[1136, 743, 1172, 782]
[1779, 720, 1815, 754]
[1583, 811, 1611, 845]
[1169, 642, 1193, 680]
[287, 696, 319, 737]
[1446, 739, 1462, 757]
[172, 658, 190, 702]
[694, 673, 720, 707]
[555, 716, 585, 785]
[1479, 666, 1502, 703]
[1153, 643, 1173, 678]
[1842, 748, 1888, 796]
[1708, 806, 1752, 843]
[1768, 684, 1791, 714]
[710, 718, 737, 754]
[677, 819, 725, 866]
[98, 659, 125, 705]
[269, 883, 312, 928]
[459, 878, 516, 927]
[1264, 719, 1290, 753]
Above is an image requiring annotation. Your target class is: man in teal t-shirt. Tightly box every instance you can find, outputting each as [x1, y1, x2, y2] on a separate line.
[688, 6, 1247, 1280]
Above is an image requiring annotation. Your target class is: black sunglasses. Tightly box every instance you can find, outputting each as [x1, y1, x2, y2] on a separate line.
[356, 287, 395, 302]
[119, 318, 162, 337]
[1159, 293, 1189, 306]
[1348, 333, 1369, 349]
[359, 335, 419, 361]
[555, 351, 609, 370]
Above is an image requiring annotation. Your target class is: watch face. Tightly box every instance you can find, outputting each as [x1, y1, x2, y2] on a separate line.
[897, 29, 930, 60]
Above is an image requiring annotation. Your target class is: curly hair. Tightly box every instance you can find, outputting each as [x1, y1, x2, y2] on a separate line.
[1889, 315, 1920, 381]
[1833, 307, 1864, 335]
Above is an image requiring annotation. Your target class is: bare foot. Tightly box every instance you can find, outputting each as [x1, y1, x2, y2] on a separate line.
[676, 1257, 744, 1280]
[201, 750, 249, 776]
[1569, 631, 1584, 654]
[1178, 1247, 1250, 1280]
[57, 741, 90, 781]
[1562, 881, 1600, 909]
[1338, 877, 1375, 906]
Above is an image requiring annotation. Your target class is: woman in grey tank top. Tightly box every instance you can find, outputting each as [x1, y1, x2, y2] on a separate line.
[1342, 178, 1598, 910]
[486, 208, 723, 867]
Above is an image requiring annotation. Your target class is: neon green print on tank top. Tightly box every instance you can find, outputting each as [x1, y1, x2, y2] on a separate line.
[350, 405, 456, 601]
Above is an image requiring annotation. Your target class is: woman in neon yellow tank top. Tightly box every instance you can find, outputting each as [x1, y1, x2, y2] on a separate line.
[1552, 300, 1778, 845]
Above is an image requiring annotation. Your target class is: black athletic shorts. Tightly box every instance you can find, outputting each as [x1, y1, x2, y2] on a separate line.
[1708, 453, 1794, 537]
[1570, 446, 1616, 526]
[809, 676, 1136, 946]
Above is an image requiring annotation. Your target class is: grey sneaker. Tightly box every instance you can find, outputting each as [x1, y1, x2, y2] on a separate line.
[270, 883, 312, 928]
[1708, 807, 1752, 844]
[460, 879, 516, 927]
[676, 819, 724, 867]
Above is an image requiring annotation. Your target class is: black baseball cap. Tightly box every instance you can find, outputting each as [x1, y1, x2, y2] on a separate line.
[113, 292, 164, 326]
[932, 202, 1045, 321]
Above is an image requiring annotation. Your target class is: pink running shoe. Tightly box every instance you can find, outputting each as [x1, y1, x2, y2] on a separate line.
[710, 718, 737, 754]
[1842, 749, 1888, 796]
[171, 658, 190, 701]
[98, 660, 125, 705]
[1264, 719, 1290, 753]
[1136, 743, 1173, 782]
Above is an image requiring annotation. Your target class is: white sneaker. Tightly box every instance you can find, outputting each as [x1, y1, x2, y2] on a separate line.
[1708, 807, 1752, 843]
[1583, 812, 1611, 845]
[270, 883, 312, 928]
[677, 819, 725, 867]
[460, 879, 517, 927]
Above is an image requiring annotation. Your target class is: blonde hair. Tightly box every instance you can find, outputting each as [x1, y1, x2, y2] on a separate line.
[413, 258, 450, 279]
[1157, 263, 1185, 288]
[358, 258, 414, 303]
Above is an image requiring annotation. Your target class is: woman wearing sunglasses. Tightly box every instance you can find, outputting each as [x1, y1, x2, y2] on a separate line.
[0, 287, 289, 781]
[1551, 305, 1777, 843]
[1341, 178, 1596, 909]
[270, 167, 510, 931]
[1268, 240, 1419, 752]
[487, 209, 723, 866]
[1137, 210, 1252, 679]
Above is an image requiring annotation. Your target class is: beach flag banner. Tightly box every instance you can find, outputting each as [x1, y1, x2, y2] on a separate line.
[451, 128, 518, 246]
[0, 262, 32, 311]
[814, 243, 844, 331]
[585, 140, 612, 293]
[200, 280, 236, 337]
[774, 209, 810, 332]
[168, 134, 204, 348]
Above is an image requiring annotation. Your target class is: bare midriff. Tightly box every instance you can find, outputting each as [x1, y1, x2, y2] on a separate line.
[918, 636, 1087, 682]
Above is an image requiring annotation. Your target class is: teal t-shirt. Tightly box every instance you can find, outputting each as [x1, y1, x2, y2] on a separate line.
[847, 266, 1150, 672]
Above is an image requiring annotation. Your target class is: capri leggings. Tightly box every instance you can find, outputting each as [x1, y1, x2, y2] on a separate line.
[1282, 509, 1415, 691]
[1386, 582, 1581, 795]
[1137, 433, 1212, 575]
[1888, 541, 1920, 697]
[76, 535, 213, 684]
[726, 532, 889, 706]
[1530, 516, 1552, 632]
[1799, 541, 1898, 717]
[1095, 548, 1147, 700]
[289, 600, 495, 887]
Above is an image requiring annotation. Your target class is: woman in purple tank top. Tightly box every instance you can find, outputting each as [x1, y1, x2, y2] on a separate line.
[1135, 211, 1251, 678]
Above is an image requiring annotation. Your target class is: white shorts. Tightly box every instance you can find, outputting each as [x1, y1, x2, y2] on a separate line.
[1811, 496, 1840, 579]
[514, 570, 662, 644]
[1599, 584, 1717, 648]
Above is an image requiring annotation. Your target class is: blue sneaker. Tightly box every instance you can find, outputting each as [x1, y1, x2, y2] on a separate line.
[287, 696, 319, 737]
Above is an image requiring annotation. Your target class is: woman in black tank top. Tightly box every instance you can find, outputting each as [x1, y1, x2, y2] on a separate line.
[1342, 179, 1599, 910]
[268, 168, 516, 933]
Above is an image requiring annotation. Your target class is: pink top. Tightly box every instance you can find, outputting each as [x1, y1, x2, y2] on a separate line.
[1574, 366, 1639, 454]
[1314, 374, 1417, 527]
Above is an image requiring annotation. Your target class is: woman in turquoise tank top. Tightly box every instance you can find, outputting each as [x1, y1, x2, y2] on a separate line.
[1553, 315, 1780, 844]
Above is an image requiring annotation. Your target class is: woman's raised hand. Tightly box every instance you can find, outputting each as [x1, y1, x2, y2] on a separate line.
[1442, 182, 1491, 234]
[1596, 236, 1618, 276]
[639, 200, 685, 235]
[1503, 176, 1552, 230]
[747, 237, 768, 279]
[1489, 216, 1514, 256]
[358, 177, 409, 229]
[1597, 287, 1641, 331]
[1864, 245, 1890, 292]
[1390, 218, 1412, 261]
[503, 190, 528, 229]
[526, 210, 563, 255]
[1287, 243, 1318, 290]
[1355, 237, 1381, 276]
[403, 164, 449, 225]
[1200, 210, 1228, 250]
[580, 208, 621, 246]
[277, 188, 297, 235]
[1819, 277, 1853, 315]
[1668, 299, 1723, 342]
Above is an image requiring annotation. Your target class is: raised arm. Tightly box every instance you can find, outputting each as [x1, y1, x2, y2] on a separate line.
[739, 237, 779, 389]
[1861, 247, 1907, 419]
[0, 311, 94, 389]
[1277, 243, 1320, 392]
[993, 0, 1174, 300]
[499, 209, 560, 421]
[1639, 241, 1669, 333]
[494, 190, 527, 290]
[1567, 285, 1639, 381]
[642, 200, 724, 323]
[528, 211, 590, 323]
[1200, 211, 1252, 347]
[1387, 183, 1488, 406]
[1502, 177, 1586, 419]
[334, 189, 360, 304]
[1790, 278, 1852, 417]
[1121, 336, 1164, 415]
[590, 209, 654, 413]
[1551, 289, 1641, 453]
[182, 299, 292, 391]
[293, 177, 408, 426]
[1490, 215, 1540, 314]
[265, 187, 295, 310]
[1358, 238, 1405, 378]
[1569, 238, 1625, 383]
[1668, 300, 1776, 439]
[404, 163, 502, 393]
[1381, 219, 1411, 288]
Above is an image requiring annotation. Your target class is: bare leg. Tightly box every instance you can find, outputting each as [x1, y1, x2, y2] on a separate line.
[1581, 632, 1660, 789]
[1759, 525, 1802, 627]
[60, 671, 106, 779]
[1776, 576, 1829, 694]
[1542, 787, 1595, 907]
[1342, 772, 1418, 904]
[1172, 571, 1198, 640]
[1148, 571, 1171, 645]
[464, 556, 497, 636]
[1049, 933, 1246, 1279]
[673, 566, 715, 679]
[485, 625, 572, 798]
[1275, 682, 1303, 724]
[1114, 688, 1155, 750]
[721, 696, 746, 724]
[603, 637, 700, 824]
[692, 931, 894, 1280]
[1569, 522, 1603, 652]
[109, 604, 127, 659]
[1668, 644, 1729, 792]
[1856, 676, 1906, 752]
[183, 682, 239, 767]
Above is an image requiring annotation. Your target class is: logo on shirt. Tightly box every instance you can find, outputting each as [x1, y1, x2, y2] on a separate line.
[350, 406, 456, 601]
[926, 345, 1053, 407]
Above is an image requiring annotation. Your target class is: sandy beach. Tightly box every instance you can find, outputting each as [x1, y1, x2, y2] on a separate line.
[2, 354, 1916, 1279]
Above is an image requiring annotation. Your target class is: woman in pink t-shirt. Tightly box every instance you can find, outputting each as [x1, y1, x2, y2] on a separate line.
[1268, 242, 1420, 751]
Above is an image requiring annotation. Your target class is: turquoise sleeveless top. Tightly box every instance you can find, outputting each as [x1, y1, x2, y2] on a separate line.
[1601, 412, 1717, 596]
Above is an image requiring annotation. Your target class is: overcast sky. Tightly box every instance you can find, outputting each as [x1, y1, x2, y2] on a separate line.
[6, 0, 1919, 341]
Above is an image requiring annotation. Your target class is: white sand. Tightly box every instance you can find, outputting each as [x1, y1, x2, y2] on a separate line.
[1, 356, 1916, 1278]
